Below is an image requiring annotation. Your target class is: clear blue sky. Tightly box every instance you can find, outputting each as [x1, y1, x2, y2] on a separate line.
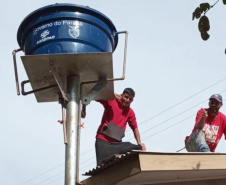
[1, 0, 226, 185]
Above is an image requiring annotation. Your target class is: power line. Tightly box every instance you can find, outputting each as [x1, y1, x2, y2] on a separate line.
[18, 80, 226, 185]
[80, 93, 226, 170]
[79, 115, 196, 172]
[142, 114, 195, 141]
[22, 97, 226, 185]
[141, 95, 226, 142]
[18, 163, 64, 185]
[34, 172, 64, 185]
[20, 98, 224, 185]
[18, 152, 94, 185]
[80, 148, 95, 156]
[141, 98, 226, 149]
[80, 156, 95, 166]
[16, 110, 201, 184]
[20, 106, 219, 184]
[175, 96, 226, 153]
[126, 87, 226, 141]
[126, 99, 207, 141]
[133, 77, 226, 128]
[30, 161, 96, 185]
[77, 78, 226, 157]
[176, 147, 186, 152]
[80, 162, 96, 170]
[45, 176, 64, 185]
[78, 115, 195, 171]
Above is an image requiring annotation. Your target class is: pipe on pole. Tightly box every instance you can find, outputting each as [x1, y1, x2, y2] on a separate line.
[65, 75, 80, 185]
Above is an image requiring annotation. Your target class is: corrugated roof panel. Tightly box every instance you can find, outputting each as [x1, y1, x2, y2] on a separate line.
[83, 151, 137, 176]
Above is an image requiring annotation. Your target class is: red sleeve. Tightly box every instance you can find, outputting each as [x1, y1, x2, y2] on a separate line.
[223, 115, 226, 140]
[96, 100, 108, 108]
[224, 125, 226, 140]
[128, 109, 138, 130]
[191, 109, 203, 133]
[195, 109, 203, 124]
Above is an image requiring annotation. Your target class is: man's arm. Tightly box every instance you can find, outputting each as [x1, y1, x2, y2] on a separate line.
[196, 108, 208, 129]
[81, 104, 86, 118]
[133, 128, 146, 151]
[114, 93, 121, 102]
[81, 100, 108, 119]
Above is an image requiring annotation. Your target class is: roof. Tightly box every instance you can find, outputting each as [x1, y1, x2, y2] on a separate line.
[84, 151, 137, 176]
[82, 151, 226, 185]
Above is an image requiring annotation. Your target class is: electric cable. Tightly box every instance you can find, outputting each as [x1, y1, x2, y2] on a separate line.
[18, 163, 64, 185]
[176, 147, 186, 152]
[125, 89, 226, 141]
[17, 107, 216, 184]
[18, 79, 226, 185]
[142, 114, 195, 141]
[80, 148, 95, 156]
[126, 99, 207, 141]
[79, 114, 196, 173]
[45, 177, 64, 185]
[79, 77, 226, 156]
[80, 92, 226, 170]
[80, 162, 96, 170]
[131, 77, 226, 128]
[141, 97, 226, 146]
[34, 172, 64, 185]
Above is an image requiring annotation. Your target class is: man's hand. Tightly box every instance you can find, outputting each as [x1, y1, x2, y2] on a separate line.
[139, 143, 146, 151]
[114, 93, 122, 102]
[81, 105, 86, 118]
[81, 110, 86, 118]
[201, 108, 208, 119]
[196, 108, 208, 129]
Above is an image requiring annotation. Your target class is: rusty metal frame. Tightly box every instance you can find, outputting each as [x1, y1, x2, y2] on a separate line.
[21, 80, 58, 95]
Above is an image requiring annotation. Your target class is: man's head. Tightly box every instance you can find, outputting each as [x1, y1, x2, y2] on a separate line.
[208, 94, 223, 114]
[121, 88, 135, 107]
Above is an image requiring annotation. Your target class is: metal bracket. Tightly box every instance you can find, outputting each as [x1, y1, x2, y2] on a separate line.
[21, 80, 58, 95]
[81, 30, 128, 85]
[49, 61, 68, 101]
[12, 48, 22, 95]
[59, 97, 68, 144]
[82, 80, 107, 105]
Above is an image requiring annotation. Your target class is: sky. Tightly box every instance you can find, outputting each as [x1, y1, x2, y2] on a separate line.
[1, 0, 226, 185]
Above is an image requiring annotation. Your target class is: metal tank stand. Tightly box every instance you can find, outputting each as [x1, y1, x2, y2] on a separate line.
[65, 76, 80, 185]
[12, 31, 128, 185]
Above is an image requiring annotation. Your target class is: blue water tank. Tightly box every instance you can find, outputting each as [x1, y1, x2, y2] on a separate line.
[17, 3, 118, 55]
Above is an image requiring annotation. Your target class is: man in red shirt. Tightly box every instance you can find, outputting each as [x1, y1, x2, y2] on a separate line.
[185, 94, 226, 152]
[95, 88, 146, 166]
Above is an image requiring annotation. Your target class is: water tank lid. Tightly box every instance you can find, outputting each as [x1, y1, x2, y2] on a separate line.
[17, 3, 118, 48]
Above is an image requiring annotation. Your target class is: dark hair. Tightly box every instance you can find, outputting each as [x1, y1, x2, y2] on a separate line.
[123, 88, 135, 96]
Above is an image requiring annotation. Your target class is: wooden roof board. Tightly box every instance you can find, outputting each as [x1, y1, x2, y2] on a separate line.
[82, 151, 226, 185]
[116, 170, 226, 185]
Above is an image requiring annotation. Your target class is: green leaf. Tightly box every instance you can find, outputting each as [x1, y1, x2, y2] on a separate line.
[200, 3, 210, 11]
[195, 7, 203, 13]
[192, 7, 202, 20]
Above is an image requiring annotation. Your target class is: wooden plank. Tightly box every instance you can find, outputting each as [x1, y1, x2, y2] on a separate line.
[82, 152, 226, 185]
[154, 178, 226, 185]
[139, 153, 226, 171]
[116, 170, 226, 185]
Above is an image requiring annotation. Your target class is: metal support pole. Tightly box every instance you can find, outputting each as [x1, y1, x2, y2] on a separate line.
[62, 103, 67, 144]
[76, 101, 82, 184]
[65, 75, 80, 185]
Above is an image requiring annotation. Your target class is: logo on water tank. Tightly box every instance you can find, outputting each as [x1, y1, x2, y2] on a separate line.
[40, 30, 50, 38]
[68, 26, 79, 38]
[36, 29, 55, 44]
